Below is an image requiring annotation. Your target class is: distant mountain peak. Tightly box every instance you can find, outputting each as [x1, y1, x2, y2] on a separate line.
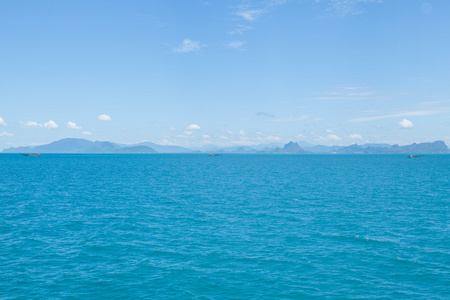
[282, 141, 306, 153]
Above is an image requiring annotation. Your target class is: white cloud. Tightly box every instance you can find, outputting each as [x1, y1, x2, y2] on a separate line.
[236, 9, 264, 21]
[98, 114, 111, 121]
[202, 134, 210, 139]
[22, 121, 41, 128]
[169, 126, 176, 131]
[82, 131, 92, 135]
[222, 130, 233, 135]
[174, 39, 202, 53]
[0, 117, 6, 126]
[239, 130, 246, 135]
[21, 120, 58, 129]
[227, 41, 245, 49]
[266, 135, 281, 141]
[296, 134, 305, 138]
[44, 120, 58, 129]
[327, 134, 342, 141]
[349, 133, 363, 140]
[67, 122, 81, 130]
[184, 131, 192, 135]
[0, 131, 14, 136]
[399, 119, 413, 128]
[234, 0, 287, 22]
[326, 129, 333, 133]
[186, 124, 201, 130]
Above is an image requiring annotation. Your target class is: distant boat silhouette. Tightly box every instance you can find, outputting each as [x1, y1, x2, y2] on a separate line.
[208, 154, 221, 157]
[21, 153, 41, 156]
[408, 154, 423, 158]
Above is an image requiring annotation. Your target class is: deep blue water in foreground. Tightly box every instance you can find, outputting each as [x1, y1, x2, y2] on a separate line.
[0, 154, 449, 299]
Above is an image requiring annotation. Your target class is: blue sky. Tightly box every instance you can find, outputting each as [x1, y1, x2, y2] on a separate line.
[1, 0, 449, 149]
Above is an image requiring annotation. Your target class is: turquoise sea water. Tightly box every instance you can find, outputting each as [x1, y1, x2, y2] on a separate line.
[0, 154, 449, 299]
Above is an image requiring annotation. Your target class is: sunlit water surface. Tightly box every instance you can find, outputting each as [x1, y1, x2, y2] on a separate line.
[0, 154, 449, 299]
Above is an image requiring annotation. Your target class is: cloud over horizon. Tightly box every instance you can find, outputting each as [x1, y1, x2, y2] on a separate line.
[349, 133, 363, 140]
[327, 134, 342, 141]
[0, 131, 14, 136]
[0, 117, 6, 126]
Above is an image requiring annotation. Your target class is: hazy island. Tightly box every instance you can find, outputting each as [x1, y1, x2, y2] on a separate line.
[2, 138, 449, 154]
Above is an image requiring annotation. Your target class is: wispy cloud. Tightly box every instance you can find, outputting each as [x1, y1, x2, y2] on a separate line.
[228, 25, 252, 35]
[256, 112, 275, 118]
[270, 115, 309, 122]
[256, 111, 308, 122]
[348, 110, 434, 123]
[327, 134, 342, 141]
[235, 0, 287, 22]
[266, 135, 281, 141]
[98, 114, 111, 121]
[324, 0, 383, 17]
[236, 8, 264, 21]
[82, 131, 92, 135]
[349, 133, 363, 140]
[22, 121, 41, 128]
[315, 134, 343, 141]
[0, 117, 6, 126]
[0, 131, 14, 136]
[222, 130, 234, 135]
[314, 86, 379, 101]
[174, 39, 203, 53]
[226, 41, 245, 49]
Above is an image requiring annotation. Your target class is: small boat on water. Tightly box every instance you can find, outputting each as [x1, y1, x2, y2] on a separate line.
[208, 153, 221, 157]
[21, 153, 41, 156]
[408, 154, 423, 158]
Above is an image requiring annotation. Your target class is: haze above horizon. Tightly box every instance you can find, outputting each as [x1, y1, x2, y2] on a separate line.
[1, 0, 449, 150]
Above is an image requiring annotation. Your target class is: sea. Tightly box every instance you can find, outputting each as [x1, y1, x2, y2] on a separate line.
[0, 154, 448, 299]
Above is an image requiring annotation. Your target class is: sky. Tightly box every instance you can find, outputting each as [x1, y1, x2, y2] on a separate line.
[1, 0, 450, 150]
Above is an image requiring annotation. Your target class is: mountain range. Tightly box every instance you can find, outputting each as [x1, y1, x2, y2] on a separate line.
[2, 138, 449, 154]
